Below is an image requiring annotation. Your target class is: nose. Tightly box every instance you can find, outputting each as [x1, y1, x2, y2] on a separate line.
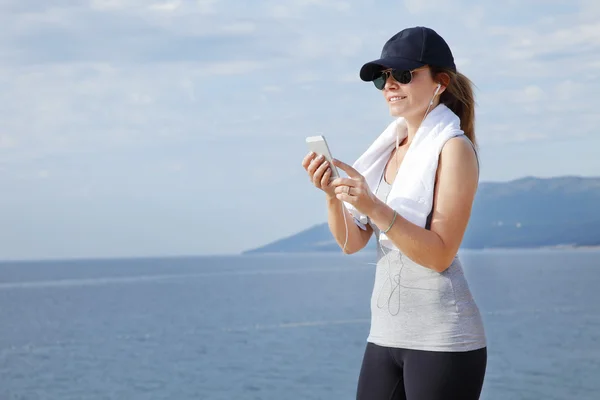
[384, 73, 400, 90]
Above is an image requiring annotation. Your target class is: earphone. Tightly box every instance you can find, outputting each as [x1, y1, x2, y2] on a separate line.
[430, 83, 442, 105]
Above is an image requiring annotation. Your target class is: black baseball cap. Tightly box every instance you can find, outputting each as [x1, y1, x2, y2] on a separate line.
[359, 26, 456, 82]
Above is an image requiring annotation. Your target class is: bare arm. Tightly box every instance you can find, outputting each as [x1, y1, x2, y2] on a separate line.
[326, 196, 373, 254]
[367, 136, 479, 272]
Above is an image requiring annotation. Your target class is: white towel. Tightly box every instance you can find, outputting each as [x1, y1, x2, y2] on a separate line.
[344, 103, 465, 250]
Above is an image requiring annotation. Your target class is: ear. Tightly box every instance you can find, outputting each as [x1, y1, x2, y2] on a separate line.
[435, 72, 451, 95]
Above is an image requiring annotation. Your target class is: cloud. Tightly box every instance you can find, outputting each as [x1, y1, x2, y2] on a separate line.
[403, 0, 445, 15]
[2, 0, 600, 259]
[3, 0, 595, 152]
[0, 0, 262, 67]
[89, 0, 138, 11]
[88, 0, 217, 13]
[267, 0, 351, 19]
[149, 1, 182, 12]
[165, 161, 185, 172]
[579, 0, 600, 21]
[0, 60, 264, 166]
[0, 133, 18, 149]
[1, 0, 595, 147]
[520, 86, 545, 103]
[199, 60, 263, 75]
[489, 22, 600, 66]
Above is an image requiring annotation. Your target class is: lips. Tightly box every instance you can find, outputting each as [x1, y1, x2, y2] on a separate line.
[388, 95, 407, 102]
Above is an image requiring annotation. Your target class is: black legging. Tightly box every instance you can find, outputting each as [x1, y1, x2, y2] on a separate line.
[356, 342, 487, 400]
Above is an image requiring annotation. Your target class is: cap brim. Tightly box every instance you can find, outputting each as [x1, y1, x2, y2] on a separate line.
[359, 57, 425, 81]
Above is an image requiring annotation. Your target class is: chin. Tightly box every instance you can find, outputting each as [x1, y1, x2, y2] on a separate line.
[389, 104, 424, 120]
[388, 106, 406, 118]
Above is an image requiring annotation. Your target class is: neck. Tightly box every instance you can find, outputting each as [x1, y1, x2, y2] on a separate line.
[401, 102, 441, 145]
[403, 118, 420, 145]
[399, 114, 425, 147]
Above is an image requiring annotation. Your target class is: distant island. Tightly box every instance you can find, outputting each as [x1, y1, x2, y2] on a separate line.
[244, 176, 600, 254]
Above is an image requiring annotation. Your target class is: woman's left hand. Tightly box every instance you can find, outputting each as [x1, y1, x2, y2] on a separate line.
[331, 159, 380, 216]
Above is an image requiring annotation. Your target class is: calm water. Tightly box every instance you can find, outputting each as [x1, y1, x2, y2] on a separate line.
[1, 249, 599, 400]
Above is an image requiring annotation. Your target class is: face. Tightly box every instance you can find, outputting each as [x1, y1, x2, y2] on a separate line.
[377, 66, 441, 119]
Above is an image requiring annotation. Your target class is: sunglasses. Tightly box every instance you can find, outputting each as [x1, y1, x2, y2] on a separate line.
[373, 67, 427, 90]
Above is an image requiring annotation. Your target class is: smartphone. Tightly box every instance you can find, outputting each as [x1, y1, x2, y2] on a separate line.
[305, 135, 340, 179]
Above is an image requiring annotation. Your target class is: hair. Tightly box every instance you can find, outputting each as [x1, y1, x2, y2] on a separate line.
[429, 67, 477, 148]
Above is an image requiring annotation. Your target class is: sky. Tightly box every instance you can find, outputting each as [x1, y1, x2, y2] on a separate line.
[1, 0, 600, 260]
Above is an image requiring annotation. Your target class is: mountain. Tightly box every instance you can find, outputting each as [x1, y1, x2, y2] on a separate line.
[244, 176, 600, 254]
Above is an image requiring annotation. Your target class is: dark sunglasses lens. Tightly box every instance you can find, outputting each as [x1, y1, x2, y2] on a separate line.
[393, 70, 412, 84]
[373, 74, 386, 90]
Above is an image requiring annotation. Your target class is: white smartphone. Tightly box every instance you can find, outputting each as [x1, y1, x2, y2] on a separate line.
[305, 135, 340, 179]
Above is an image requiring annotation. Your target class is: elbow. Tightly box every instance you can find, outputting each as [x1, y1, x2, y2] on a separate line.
[423, 245, 456, 274]
[341, 240, 366, 255]
[341, 245, 359, 255]
[340, 236, 369, 255]
[428, 252, 456, 273]
[426, 237, 459, 272]
[432, 262, 451, 273]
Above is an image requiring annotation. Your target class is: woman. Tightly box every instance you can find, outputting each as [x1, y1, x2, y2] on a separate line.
[302, 26, 487, 399]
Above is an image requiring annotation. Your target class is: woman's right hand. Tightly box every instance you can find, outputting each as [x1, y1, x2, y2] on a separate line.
[302, 152, 336, 198]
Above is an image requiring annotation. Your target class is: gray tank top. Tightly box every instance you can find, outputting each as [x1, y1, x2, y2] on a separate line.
[367, 171, 487, 352]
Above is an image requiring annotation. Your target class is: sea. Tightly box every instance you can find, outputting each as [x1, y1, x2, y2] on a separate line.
[1, 249, 599, 400]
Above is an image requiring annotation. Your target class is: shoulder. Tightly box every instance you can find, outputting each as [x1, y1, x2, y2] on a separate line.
[442, 134, 477, 157]
[439, 135, 478, 176]
[435, 135, 479, 194]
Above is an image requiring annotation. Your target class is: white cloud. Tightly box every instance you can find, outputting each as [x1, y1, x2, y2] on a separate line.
[267, 0, 351, 19]
[196, 0, 219, 14]
[1, 1, 597, 149]
[520, 86, 545, 103]
[579, 0, 600, 21]
[166, 161, 185, 172]
[403, 0, 444, 14]
[477, 76, 596, 143]
[463, 5, 485, 30]
[129, 92, 154, 105]
[149, 0, 182, 12]
[198, 60, 263, 75]
[294, 33, 365, 59]
[0, 133, 18, 149]
[554, 80, 585, 102]
[499, 22, 600, 62]
[485, 126, 547, 143]
[220, 21, 256, 35]
[89, 0, 133, 11]
[90, 0, 194, 12]
[0, 60, 267, 164]
[262, 85, 282, 93]
[2, 0, 600, 259]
